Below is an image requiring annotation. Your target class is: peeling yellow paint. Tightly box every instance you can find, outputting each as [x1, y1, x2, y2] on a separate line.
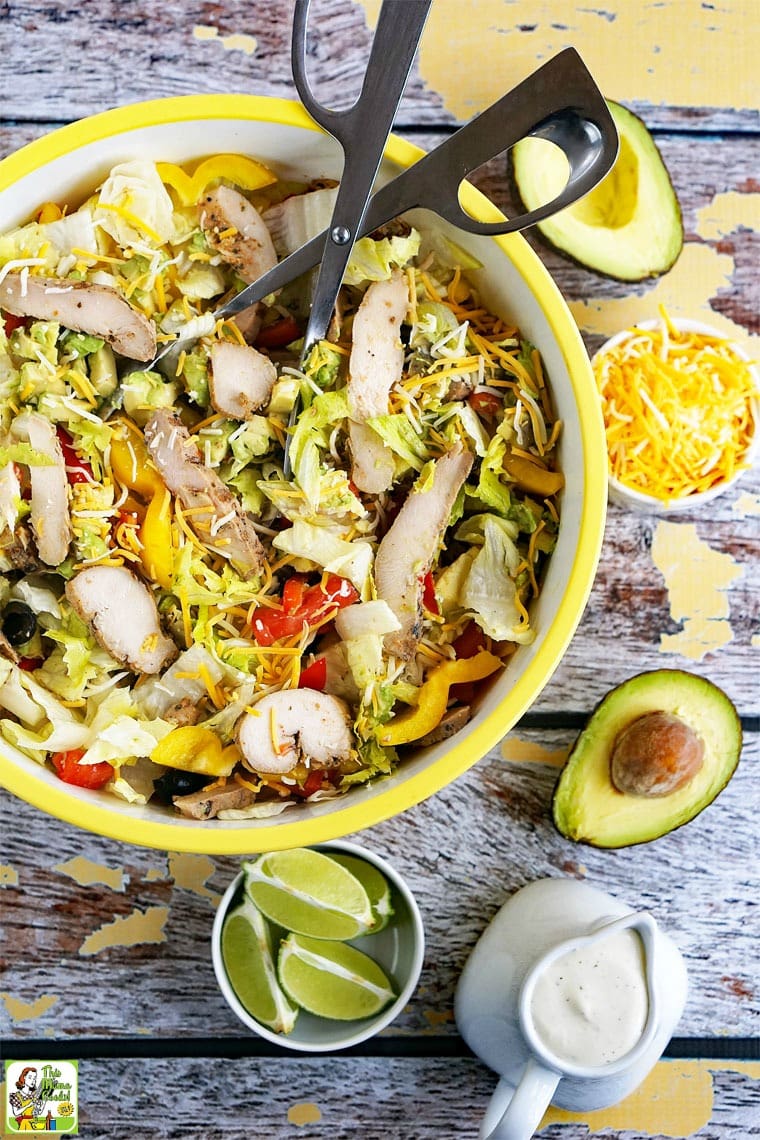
[192, 24, 257, 54]
[0, 863, 18, 887]
[287, 1102, 322, 1127]
[168, 852, 220, 904]
[541, 1059, 760, 1136]
[79, 905, 169, 956]
[360, 0, 757, 120]
[696, 192, 760, 241]
[1, 992, 59, 1023]
[423, 1008, 454, 1028]
[143, 866, 168, 881]
[502, 737, 568, 767]
[733, 492, 760, 516]
[570, 243, 759, 354]
[652, 522, 743, 660]
[53, 855, 125, 892]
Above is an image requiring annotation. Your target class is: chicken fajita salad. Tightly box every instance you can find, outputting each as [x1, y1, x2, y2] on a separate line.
[0, 153, 563, 820]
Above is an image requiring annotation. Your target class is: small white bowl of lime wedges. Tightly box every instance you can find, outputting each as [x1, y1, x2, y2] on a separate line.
[211, 841, 425, 1052]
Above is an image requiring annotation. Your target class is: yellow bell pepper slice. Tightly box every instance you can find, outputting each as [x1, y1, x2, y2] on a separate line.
[140, 488, 174, 589]
[502, 453, 564, 498]
[376, 650, 502, 746]
[156, 154, 276, 207]
[36, 201, 63, 223]
[151, 727, 237, 777]
[110, 420, 165, 500]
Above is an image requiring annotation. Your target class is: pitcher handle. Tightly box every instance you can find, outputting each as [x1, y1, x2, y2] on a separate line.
[481, 1060, 561, 1140]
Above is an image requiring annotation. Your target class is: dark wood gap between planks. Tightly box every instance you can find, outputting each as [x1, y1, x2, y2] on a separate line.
[3, 1036, 759, 1062]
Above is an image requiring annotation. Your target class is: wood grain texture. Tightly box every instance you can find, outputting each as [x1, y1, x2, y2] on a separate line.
[1, 3, 758, 1136]
[0, 1056, 755, 1139]
[1, 0, 757, 133]
[2, 729, 758, 1043]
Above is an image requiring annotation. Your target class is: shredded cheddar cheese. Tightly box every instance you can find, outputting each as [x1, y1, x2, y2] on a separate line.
[594, 317, 758, 502]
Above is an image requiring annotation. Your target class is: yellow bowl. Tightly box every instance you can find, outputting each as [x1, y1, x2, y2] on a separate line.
[0, 95, 607, 853]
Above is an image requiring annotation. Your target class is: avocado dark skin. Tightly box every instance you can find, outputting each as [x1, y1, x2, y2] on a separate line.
[552, 670, 741, 848]
[510, 100, 683, 282]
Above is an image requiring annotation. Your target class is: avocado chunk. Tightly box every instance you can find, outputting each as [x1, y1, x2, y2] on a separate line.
[512, 100, 683, 281]
[552, 670, 741, 848]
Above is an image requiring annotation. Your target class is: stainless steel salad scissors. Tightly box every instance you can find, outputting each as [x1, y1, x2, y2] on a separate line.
[218, 47, 618, 325]
[290, 0, 432, 357]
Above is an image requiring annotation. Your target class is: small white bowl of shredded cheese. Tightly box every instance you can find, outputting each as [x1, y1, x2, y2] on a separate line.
[592, 315, 759, 513]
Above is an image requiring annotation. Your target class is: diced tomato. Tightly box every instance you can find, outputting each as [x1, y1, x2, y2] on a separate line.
[249, 610, 305, 646]
[52, 748, 114, 790]
[298, 656, 327, 691]
[18, 657, 43, 671]
[56, 426, 94, 485]
[452, 620, 486, 659]
[2, 312, 25, 337]
[420, 570, 439, 615]
[292, 768, 328, 798]
[282, 574, 307, 615]
[254, 316, 301, 350]
[249, 574, 359, 646]
[468, 391, 503, 418]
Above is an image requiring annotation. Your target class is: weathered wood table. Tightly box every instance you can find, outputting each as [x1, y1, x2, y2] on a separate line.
[1, 2, 757, 1137]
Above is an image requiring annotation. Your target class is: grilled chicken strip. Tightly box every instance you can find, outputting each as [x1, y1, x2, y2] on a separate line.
[209, 340, 276, 420]
[201, 186, 278, 342]
[0, 274, 156, 360]
[375, 442, 474, 660]
[347, 271, 408, 494]
[144, 410, 267, 578]
[10, 412, 72, 566]
[66, 565, 178, 674]
[237, 690, 353, 775]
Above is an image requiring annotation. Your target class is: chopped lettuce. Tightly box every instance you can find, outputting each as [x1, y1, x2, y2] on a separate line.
[95, 160, 176, 248]
[272, 520, 374, 595]
[366, 413, 429, 471]
[460, 515, 534, 644]
[344, 230, 421, 286]
[122, 370, 180, 426]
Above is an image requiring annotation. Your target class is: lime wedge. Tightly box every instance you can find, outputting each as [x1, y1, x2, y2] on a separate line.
[221, 897, 298, 1034]
[244, 848, 374, 940]
[278, 933, 396, 1021]
[330, 853, 394, 933]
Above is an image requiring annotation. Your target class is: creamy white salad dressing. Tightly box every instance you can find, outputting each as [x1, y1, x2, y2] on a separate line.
[529, 928, 649, 1068]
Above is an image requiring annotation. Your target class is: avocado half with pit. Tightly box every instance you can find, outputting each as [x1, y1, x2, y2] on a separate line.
[552, 670, 741, 848]
[512, 100, 683, 280]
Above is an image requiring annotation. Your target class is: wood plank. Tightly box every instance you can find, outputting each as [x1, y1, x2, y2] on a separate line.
[0, 1, 756, 133]
[0, 1055, 755, 1139]
[2, 729, 757, 1042]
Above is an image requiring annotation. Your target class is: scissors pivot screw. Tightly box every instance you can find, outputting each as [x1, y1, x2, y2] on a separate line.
[331, 225, 352, 245]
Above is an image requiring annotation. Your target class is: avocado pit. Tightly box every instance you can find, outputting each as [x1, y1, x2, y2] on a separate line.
[610, 711, 705, 798]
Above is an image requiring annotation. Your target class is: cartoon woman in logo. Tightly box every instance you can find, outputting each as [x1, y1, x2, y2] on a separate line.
[8, 1067, 46, 1131]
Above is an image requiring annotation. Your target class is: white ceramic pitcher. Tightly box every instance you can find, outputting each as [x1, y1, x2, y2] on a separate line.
[455, 878, 688, 1140]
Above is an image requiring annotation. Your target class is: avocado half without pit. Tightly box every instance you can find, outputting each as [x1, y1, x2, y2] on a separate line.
[512, 100, 683, 280]
[552, 670, 742, 848]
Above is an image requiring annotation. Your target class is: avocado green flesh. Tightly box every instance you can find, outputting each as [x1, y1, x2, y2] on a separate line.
[552, 670, 741, 848]
[512, 101, 683, 281]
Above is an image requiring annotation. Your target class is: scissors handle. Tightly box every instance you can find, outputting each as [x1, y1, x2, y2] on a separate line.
[368, 47, 618, 236]
[216, 49, 616, 328]
[293, 0, 431, 349]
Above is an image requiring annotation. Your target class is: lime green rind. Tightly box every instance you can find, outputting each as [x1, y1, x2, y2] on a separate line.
[221, 897, 298, 1034]
[330, 852, 394, 933]
[278, 933, 396, 1021]
[243, 848, 374, 939]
